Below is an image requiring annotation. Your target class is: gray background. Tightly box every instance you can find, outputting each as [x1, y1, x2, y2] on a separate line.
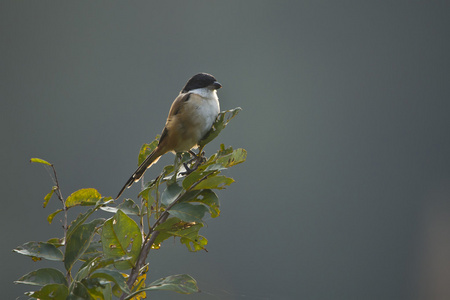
[2, 1, 450, 299]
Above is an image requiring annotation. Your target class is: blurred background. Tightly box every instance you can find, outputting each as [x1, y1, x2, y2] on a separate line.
[2, 1, 450, 299]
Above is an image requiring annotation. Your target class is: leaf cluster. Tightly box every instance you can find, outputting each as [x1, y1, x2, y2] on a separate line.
[15, 108, 245, 299]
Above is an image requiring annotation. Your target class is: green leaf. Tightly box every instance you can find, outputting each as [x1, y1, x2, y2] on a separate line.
[199, 107, 242, 148]
[76, 256, 131, 281]
[180, 234, 208, 252]
[152, 217, 182, 246]
[192, 175, 234, 190]
[81, 277, 113, 300]
[66, 197, 113, 241]
[47, 237, 64, 248]
[47, 209, 63, 224]
[15, 268, 68, 287]
[67, 281, 91, 300]
[184, 189, 220, 218]
[101, 199, 140, 215]
[116, 198, 140, 215]
[138, 138, 159, 165]
[153, 217, 207, 251]
[182, 169, 216, 190]
[13, 241, 63, 261]
[169, 203, 208, 223]
[123, 274, 199, 299]
[66, 188, 102, 208]
[101, 210, 142, 270]
[139, 178, 159, 200]
[216, 148, 247, 168]
[25, 283, 69, 300]
[161, 182, 183, 206]
[91, 269, 130, 294]
[43, 187, 56, 208]
[76, 257, 99, 281]
[79, 240, 102, 261]
[30, 158, 52, 166]
[65, 219, 104, 272]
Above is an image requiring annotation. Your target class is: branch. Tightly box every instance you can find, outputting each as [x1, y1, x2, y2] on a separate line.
[50, 165, 67, 240]
[121, 172, 213, 298]
[46, 163, 71, 284]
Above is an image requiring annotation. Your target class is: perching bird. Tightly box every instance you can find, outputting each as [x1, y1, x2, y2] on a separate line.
[116, 73, 221, 199]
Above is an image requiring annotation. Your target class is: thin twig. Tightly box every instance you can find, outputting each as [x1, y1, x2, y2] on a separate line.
[49, 164, 71, 284]
[50, 165, 67, 238]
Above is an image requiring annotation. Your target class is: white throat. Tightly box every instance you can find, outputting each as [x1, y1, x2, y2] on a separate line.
[188, 87, 218, 100]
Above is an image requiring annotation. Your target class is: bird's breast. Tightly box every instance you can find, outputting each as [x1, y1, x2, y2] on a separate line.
[170, 94, 220, 152]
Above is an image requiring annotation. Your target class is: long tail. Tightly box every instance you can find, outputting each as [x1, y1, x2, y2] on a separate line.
[116, 147, 164, 199]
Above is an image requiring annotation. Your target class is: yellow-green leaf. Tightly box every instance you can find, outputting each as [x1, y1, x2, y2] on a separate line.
[30, 158, 52, 166]
[138, 137, 159, 165]
[43, 187, 57, 208]
[66, 188, 102, 208]
[101, 210, 142, 270]
[192, 175, 234, 190]
[47, 209, 63, 224]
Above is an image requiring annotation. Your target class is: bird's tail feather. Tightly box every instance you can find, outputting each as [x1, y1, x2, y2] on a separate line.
[115, 148, 163, 199]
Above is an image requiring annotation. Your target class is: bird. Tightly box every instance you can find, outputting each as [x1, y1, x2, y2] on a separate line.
[116, 73, 222, 199]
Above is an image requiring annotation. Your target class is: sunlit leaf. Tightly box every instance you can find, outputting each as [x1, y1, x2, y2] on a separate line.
[66, 188, 102, 208]
[30, 158, 52, 166]
[216, 148, 247, 168]
[130, 269, 147, 300]
[163, 163, 175, 175]
[47, 209, 63, 224]
[192, 175, 234, 190]
[43, 187, 56, 208]
[15, 268, 67, 287]
[182, 169, 216, 190]
[138, 138, 159, 165]
[169, 203, 208, 223]
[181, 234, 208, 252]
[46, 237, 64, 248]
[25, 283, 68, 300]
[101, 210, 142, 270]
[139, 178, 159, 202]
[123, 274, 199, 299]
[199, 107, 242, 147]
[217, 143, 234, 156]
[13, 241, 63, 261]
[153, 218, 206, 251]
[65, 219, 104, 272]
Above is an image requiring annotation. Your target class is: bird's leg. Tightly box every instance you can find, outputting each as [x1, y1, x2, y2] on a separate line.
[191, 147, 206, 169]
[181, 148, 206, 175]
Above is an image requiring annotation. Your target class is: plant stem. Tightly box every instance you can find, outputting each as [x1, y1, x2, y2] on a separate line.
[121, 172, 212, 298]
[50, 164, 71, 284]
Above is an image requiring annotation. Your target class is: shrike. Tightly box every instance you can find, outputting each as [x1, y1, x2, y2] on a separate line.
[116, 73, 222, 199]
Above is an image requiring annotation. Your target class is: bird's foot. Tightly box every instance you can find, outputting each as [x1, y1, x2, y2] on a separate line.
[180, 151, 206, 175]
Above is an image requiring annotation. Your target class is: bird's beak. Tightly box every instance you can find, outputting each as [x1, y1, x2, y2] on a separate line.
[212, 81, 222, 90]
